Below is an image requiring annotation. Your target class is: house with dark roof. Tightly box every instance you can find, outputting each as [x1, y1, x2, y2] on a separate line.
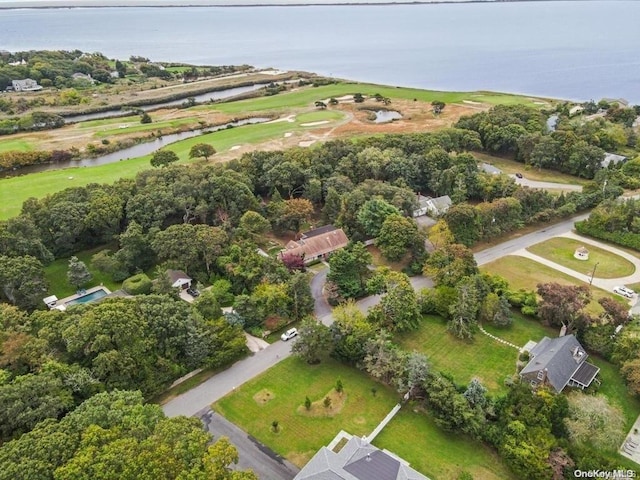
[413, 194, 452, 218]
[602, 152, 627, 169]
[279, 225, 349, 264]
[520, 335, 600, 393]
[295, 435, 429, 480]
[166, 269, 192, 289]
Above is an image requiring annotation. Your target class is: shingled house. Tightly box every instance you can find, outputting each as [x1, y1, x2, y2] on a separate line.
[520, 335, 600, 393]
[295, 435, 429, 480]
[279, 225, 349, 264]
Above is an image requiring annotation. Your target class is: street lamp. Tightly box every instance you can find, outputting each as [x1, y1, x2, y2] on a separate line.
[589, 262, 600, 286]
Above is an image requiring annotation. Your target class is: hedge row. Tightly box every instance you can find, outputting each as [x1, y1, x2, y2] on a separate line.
[0, 149, 72, 170]
[575, 220, 640, 251]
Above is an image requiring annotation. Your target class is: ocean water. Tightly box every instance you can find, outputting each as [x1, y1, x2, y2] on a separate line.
[0, 1, 639, 102]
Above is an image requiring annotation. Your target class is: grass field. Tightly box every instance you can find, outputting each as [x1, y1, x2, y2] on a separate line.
[396, 314, 549, 393]
[0, 137, 36, 153]
[527, 237, 636, 279]
[204, 83, 550, 115]
[43, 244, 122, 298]
[0, 113, 345, 220]
[480, 255, 627, 316]
[214, 356, 399, 467]
[375, 409, 516, 480]
[473, 152, 589, 186]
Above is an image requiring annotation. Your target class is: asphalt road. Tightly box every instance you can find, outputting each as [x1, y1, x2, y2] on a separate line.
[474, 212, 589, 266]
[198, 409, 299, 479]
[512, 175, 583, 192]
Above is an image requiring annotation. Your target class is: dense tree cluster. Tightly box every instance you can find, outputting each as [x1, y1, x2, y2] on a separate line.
[576, 198, 640, 250]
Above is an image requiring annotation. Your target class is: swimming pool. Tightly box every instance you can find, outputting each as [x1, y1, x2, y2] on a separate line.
[65, 288, 109, 307]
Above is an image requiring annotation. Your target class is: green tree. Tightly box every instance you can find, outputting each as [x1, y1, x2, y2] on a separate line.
[326, 242, 372, 299]
[140, 112, 152, 124]
[287, 272, 314, 321]
[423, 243, 478, 287]
[369, 271, 420, 332]
[376, 214, 423, 261]
[330, 300, 375, 364]
[237, 211, 270, 241]
[322, 187, 342, 224]
[0, 255, 48, 311]
[291, 317, 332, 364]
[564, 393, 624, 450]
[150, 149, 179, 168]
[67, 256, 92, 290]
[357, 197, 401, 238]
[189, 143, 216, 161]
[448, 278, 481, 340]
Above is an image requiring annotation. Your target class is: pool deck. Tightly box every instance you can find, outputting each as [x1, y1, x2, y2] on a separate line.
[53, 285, 112, 309]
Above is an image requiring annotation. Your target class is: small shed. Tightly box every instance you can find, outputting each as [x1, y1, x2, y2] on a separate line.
[43, 295, 58, 309]
[574, 246, 589, 261]
[166, 270, 192, 289]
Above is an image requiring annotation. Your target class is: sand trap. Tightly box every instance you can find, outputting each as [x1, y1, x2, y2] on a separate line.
[299, 140, 316, 147]
[463, 100, 483, 105]
[284, 132, 292, 138]
[260, 69, 288, 76]
[268, 114, 296, 124]
[229, 145, 241, 151]
[301, 120, 330, 127]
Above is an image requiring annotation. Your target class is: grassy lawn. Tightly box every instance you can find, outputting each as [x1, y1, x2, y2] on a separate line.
[214, 356, 399, 468]
[395, 314, 541, 394]
[296, 110, 345, 123]
[0, 137, 36, 153]
[0, 117, 331, 220]
[527, 237, 636, 279]
[480, 255, 628, 316]
[93, 117, 199, 138]
[483, 310, 557, 346]
[43, 244, 121, 298]
[473, 152, 588, 186]
[375, 408, 516, 480]
[591, 356, 640, 430]
[205, 83, 550, 115]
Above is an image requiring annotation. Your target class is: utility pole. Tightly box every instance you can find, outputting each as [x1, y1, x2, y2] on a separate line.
[589, 262, 599, 286]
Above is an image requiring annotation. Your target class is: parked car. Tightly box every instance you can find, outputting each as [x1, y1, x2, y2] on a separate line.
[613, 286, 635, 298]
[186, 287, 200, 297]
[515, 172, 523, 179]
[281, 328, 298, 341]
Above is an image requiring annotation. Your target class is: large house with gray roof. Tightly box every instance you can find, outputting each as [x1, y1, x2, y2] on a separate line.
[519, 335, 600, 393]
[295, 435, 429, 480]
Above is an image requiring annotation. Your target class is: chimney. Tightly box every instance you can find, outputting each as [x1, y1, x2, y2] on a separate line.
[366, 454, 371, 462]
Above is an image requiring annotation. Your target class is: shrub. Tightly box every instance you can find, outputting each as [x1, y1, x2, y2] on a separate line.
[122, 273, 152, 295]
[304, 396, 311, 411]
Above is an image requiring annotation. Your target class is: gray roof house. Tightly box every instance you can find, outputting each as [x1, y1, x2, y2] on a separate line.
[413, 194, 452, 218]
[11, 78, 43, 92]
[602, 152, 627, 169]
[520, 335, 600, 393]
[479, 162, 502, 175]
[166, 269, 192, 289]
[295, 435, 429, 480]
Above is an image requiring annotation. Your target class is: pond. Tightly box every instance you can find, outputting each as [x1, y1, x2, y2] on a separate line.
[63, 83, 270, 123]
[1, 117, 270, 177]
[373, 110, 402, 123]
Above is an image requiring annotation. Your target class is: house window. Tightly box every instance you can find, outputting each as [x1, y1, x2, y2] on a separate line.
[537, 370, 545, 381]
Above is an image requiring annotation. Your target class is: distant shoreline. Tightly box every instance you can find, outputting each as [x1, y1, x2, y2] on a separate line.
[0, 0, 583, 10]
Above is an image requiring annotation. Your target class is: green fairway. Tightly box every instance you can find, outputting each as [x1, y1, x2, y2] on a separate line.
[203, 83, 549, 115]
[43, 244, 122, 298]
[396, 315, 548, 393]
[93, 117, 200, 137]
[214, 356, 399, 468]
[527, 237, 636, 279]
[375, 409, 516, 480]
[0, 114, 345, 220]
[0, 138, 36, 153]
[480, 255, 628, 316]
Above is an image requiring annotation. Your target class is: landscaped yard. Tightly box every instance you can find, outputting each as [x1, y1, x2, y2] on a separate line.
[375, 408, 516, 480]
[396, 314, 552, 394]
[480, 255, 628, 316]
[43, 244, 121, 298]
[214, 356, 399, 468]
[527, 237, 636, 279]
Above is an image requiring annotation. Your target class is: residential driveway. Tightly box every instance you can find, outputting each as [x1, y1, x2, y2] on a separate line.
[511, 175, 583, 192]
[198, 409, 299, 480]
[310, 267, 331, 317]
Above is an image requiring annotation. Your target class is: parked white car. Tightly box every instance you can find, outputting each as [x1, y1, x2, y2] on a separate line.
[281, 328, 298, 341]
[613, 286, 635, 298]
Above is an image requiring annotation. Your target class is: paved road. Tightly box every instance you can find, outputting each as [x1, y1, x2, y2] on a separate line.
[512, 175, 583, 192]
[198, 409, 299, 479]
[310, 267, 331, 317]
[474, 213, 589, 266]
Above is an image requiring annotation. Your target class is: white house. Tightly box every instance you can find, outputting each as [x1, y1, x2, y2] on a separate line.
[11, 79, 43, 92]
[413, 194, 452, 218]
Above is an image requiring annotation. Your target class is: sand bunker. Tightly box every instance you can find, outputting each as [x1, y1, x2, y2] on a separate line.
[300, 120, 330, 127]
[284, 132, 292, 138]
[298, 140, 316, 147]
[229, 145, 241, 151]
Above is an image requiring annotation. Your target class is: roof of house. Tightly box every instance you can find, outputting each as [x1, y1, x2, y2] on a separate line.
[429, 195, 452, 213]
[479, 163, 502, 175]
[282, 228, 349, 260]
[166, 269, 191, 284]
[602, 152, 627, 168]
[520, 335, 594, 393]
[295, 436, 429, 480]
[301, 225, 340, 239]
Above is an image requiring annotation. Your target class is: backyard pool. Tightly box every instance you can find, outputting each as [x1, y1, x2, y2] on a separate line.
[65, 288, 109, 307]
